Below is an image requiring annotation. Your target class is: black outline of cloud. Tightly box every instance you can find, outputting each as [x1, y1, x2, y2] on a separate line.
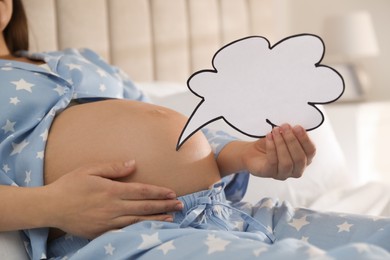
[176, 33, 345, 151]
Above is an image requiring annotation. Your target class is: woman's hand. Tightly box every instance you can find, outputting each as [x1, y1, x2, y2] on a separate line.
[241, 124, 316, 180]
[216, 124, 316, 180]
[45, 160, 183, 239]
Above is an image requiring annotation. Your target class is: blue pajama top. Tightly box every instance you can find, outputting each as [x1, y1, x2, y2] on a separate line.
[0, 48, 249, 259]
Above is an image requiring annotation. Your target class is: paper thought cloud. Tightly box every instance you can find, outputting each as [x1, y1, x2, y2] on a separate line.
[176, 34, 344, 150]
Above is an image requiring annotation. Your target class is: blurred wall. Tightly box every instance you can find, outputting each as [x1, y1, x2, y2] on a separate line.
[281, 0, 390, 101]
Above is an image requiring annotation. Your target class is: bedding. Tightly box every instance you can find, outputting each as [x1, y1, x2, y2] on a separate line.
[44, 191, 390, 259]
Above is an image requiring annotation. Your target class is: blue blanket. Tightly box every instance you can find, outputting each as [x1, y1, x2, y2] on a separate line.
[46, 184, 390, 259]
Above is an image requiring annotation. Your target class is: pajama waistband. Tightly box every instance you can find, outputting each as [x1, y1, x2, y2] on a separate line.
[173, 182, 227, 224]
[174, 182, 276, 243]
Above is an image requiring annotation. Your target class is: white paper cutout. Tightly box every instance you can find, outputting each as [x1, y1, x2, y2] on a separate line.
[176, 34, 345, 150]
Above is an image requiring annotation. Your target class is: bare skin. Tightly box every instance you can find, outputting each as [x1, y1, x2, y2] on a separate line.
[44, 99, 222, 239]
[44, 99, 221, 196]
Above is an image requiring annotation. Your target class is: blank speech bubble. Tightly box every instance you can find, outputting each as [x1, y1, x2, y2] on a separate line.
[176, 34, 344, 150]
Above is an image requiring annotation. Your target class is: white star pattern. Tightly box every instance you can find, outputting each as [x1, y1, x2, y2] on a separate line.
[289, 216, 310, 231]
[301, 236, 309, 243]
[354, 243, 371, 254]
[137, 233, 161, 250]
[47, 109, 56, 118]
[259, 198, 274, 209]
[9, 97, 20, 105]
[213, 205, 223, 215]
[11, 78, 34, 92]
[253, 246, 268, 257]
[337, 221, 353, 232]
[2, 119, 16, 134]
[66, 63, 82, 71]
[305, 246, 325, 258]
[205, 234, 230, 254]
[151, 222, 164, 230]
[240, 202, 252, 211]
[208, 140, 219, 154]
[96, 68, 107, 77]
[99, 84, 107, 92]
[53, 85, 68, 96]
[104, 243, 115, 255]
[266, 225, 273, 234]
[157, 240, 175, 255]
[36, 151, 44, 159]
[2, 164, 10, 173]
[40, 129, 48, 141]
[24, 170, 31, 184]
[232, 221, 244, 231]
[10, 139, 29, 155]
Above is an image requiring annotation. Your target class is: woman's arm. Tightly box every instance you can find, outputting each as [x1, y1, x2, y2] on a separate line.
[0, 184, 52, 232]
[216, 124, 316, 180]
[1, 160, 183, 239]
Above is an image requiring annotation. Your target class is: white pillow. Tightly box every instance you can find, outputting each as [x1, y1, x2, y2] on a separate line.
[243, 109, 354, 207]
[139, 82, 353, 207]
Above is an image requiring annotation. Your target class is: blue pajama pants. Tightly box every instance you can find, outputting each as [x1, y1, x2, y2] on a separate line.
[47, 183, 390, 259]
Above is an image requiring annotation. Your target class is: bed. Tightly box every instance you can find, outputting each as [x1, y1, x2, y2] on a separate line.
[1, 0, 389, 259]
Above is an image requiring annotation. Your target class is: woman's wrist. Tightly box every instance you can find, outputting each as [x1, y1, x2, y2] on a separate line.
[0, 185, 54, 231]
[216, 140, 249, 177]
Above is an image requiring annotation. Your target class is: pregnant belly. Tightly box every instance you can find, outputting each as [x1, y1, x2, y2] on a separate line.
[44, 99, 221, 196]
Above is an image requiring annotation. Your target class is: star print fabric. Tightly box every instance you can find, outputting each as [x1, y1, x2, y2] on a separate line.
[47, 186, 390, 259]
[0, 48, 145, 187]
[0, 48, 246, 260]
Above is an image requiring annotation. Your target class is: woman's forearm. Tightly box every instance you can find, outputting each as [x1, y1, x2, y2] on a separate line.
[217, 125, 317, 181]
[216, 140, 248, 177]
[0, 185, 53, 232]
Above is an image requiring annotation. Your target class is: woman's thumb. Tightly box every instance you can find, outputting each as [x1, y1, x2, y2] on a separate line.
[88, 160, 136, 179]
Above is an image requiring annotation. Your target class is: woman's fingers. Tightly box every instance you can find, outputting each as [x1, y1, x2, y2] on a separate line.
[87, 160, 179, 201]
[270, 124, 316, 180]
[272, 126, 293, 180]
[280, 124, 307, 178]
[84, 160, 137, 179]
[293, 125, 316, 165]
[264, 132, 278, 177]
[120, 199, 183, 216]
[116, 182, 177, 201]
